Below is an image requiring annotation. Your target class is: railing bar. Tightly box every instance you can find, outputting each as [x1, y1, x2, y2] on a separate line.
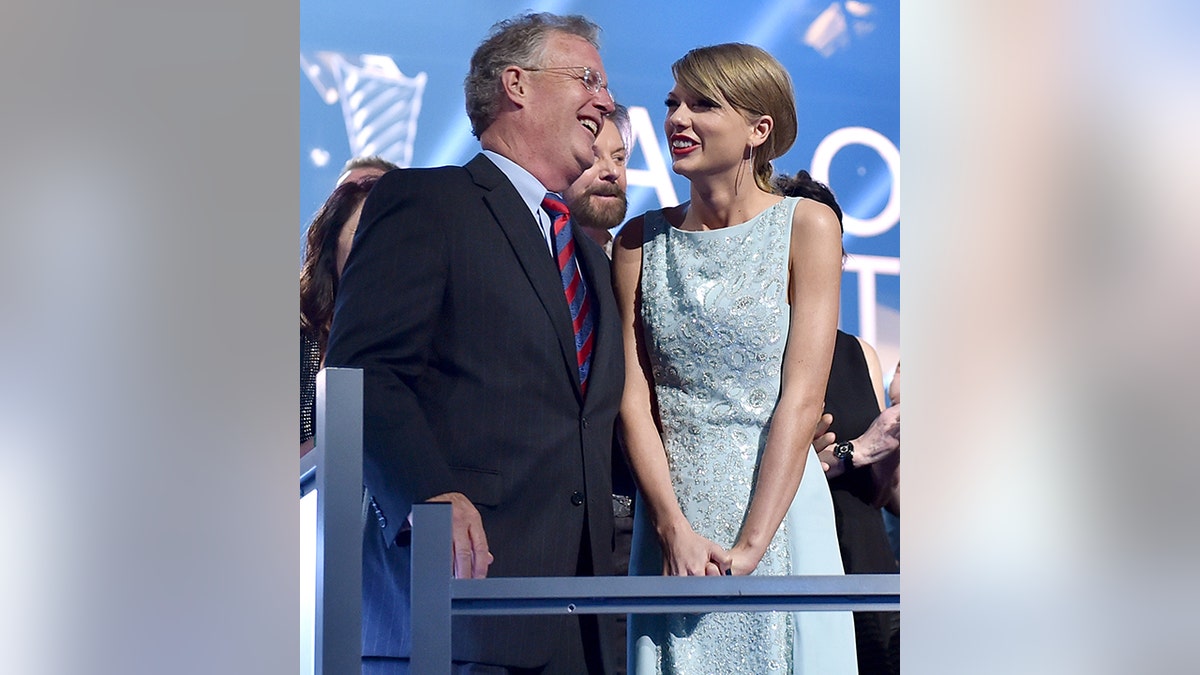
[299, 460, 317, 497]
[313, 368, 364, 675]
[453, 598, 899, 615]
[451, 575, 899, 600]
[411, 503, 453, 675]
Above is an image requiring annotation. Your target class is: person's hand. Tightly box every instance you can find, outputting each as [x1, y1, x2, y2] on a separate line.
[812, 413, 834, 453]
[812, 412, 841, 475]
[818, 404, 900, 478]
[658, 518, 731, 576]
[425, 492, 494, 579]
[726, 541, 766, 576]
[854, 404, 899, 465]
[817, 442, 845, 478]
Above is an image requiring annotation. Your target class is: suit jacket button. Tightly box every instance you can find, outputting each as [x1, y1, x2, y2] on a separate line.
[571, 491, 585, 506]
[582, 417, 590, 429]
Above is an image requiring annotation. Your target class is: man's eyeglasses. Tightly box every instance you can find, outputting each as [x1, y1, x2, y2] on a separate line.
[524, 66, 610, 96]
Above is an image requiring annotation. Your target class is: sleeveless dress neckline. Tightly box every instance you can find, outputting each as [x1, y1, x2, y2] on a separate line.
[665, 198, 789, 237]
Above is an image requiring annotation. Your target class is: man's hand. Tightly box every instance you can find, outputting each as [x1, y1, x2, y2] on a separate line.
[425, 492, 494, 579]
[855, 404, 899, 465]
[813, 405, 900, 478]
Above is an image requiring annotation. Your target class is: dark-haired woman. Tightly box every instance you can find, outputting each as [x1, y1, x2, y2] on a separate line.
[300, 176, 379, 456]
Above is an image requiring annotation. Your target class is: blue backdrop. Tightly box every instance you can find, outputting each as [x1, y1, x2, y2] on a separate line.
[300, 0, 899, 365]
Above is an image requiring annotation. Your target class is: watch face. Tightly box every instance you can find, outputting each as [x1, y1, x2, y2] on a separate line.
[834, 441, 853, 460]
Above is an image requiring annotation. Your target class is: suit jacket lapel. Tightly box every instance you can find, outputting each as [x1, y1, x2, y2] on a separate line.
[465, 154, 583, 398]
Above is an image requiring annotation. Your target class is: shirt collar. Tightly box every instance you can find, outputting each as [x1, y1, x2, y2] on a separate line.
[481, 150, 550, 218]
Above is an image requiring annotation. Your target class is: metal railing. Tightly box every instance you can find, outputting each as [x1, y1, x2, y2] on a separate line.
[302, 368, 363, 675]
[304, 367, 900, 674]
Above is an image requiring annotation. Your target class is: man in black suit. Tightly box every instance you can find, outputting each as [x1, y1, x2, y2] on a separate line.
[324, 11, 622, 675]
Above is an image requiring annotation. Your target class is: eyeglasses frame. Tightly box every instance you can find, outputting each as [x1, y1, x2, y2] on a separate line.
[523, 65, 611, 98]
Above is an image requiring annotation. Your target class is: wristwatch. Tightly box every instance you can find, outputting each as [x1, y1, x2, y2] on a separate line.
[832, 440, 854, 471]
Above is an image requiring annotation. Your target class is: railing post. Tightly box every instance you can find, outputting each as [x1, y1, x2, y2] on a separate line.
[411, 502, 453, 674]
[314, 367, 363, 675]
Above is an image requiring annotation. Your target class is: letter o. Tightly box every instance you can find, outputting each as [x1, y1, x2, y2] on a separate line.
[809, 127, 900, 238]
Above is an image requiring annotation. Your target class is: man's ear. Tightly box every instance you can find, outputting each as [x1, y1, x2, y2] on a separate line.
[500, 66, 528, 106]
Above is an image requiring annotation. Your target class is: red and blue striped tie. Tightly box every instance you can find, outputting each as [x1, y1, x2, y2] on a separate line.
[542, 192, 595, 394]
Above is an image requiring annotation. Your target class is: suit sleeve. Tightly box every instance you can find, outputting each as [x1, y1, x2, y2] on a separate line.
[324, 168, 456, 546]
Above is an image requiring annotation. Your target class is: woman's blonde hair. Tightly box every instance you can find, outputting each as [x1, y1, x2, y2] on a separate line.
[671, 43, 798, 192]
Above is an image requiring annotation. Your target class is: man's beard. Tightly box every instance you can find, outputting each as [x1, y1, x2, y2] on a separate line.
[571, 185, 628, 234]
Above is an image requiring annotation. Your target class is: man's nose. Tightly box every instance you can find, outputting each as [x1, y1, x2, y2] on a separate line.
[594, 87, 614, 114]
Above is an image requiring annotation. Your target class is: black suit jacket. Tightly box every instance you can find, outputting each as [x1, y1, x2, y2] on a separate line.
[325, 154, 623, 667]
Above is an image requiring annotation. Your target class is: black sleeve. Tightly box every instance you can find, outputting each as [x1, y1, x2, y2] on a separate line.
[324, 168, 458, 545]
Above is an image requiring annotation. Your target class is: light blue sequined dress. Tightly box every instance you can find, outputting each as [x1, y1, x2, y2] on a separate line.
[628, 198, 858, 675]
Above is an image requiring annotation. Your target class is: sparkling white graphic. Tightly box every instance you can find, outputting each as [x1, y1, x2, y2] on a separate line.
[302, 52, 427, 168]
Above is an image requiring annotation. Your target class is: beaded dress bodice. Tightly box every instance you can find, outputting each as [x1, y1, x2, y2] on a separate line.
[638, 197, 798, 673]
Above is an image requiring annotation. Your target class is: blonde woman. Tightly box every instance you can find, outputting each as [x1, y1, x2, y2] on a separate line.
[613, 43, 857, 673]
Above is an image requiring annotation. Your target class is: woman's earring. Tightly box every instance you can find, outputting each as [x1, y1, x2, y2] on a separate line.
[734, 144, 751, 195]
